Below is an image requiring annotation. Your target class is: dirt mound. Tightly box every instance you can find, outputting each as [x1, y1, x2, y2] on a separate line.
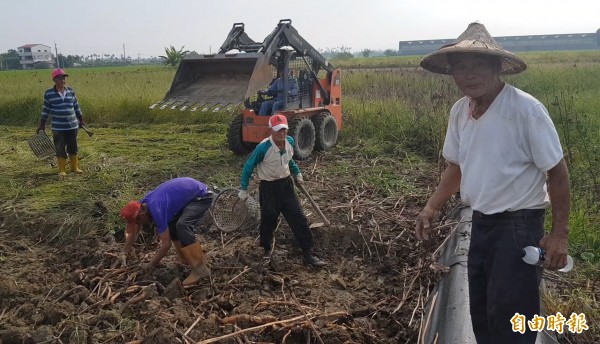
[0, 150, 452, 343]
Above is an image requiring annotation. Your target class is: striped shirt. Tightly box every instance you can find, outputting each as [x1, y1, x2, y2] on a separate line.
[41, 86, 82, 131]
[240, 136, 301, 190]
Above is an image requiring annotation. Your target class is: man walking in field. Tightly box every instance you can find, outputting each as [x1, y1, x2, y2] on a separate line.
[36, 68, 86, 176]
[415, 23, 571, 343]
[238, 114, 326, 267]
[120, 177, 213, 286]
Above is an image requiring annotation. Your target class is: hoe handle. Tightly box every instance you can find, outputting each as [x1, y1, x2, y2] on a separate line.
[296, 182, 330, 226]
[81, 125, 94, 137]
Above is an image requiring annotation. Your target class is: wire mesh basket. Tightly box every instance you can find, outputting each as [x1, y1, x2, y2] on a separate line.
[27, 131, 55, 160]
[210, 188, 260, 232]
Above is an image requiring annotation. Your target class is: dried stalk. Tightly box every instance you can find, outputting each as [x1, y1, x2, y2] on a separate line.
[392, 272, 419, 314]
[196, 314, 309, 344]
[291, 292, 324, 344]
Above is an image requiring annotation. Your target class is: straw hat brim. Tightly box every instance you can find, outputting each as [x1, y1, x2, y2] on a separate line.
[420, 23, 527, 75]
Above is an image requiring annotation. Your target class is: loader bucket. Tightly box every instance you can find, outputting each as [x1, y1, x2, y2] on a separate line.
[151, 53, 273, 111]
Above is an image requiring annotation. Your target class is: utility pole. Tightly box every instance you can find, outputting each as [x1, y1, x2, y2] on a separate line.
[54, 42, 60, 68]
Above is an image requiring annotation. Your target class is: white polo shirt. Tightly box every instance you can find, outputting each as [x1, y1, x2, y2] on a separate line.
[443, 84, 564, 214]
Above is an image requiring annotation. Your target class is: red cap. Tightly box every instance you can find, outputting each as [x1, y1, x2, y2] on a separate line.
[268, 114, 288, 131]
[121, 201, 141, 233]
[51, 68, 68, 79]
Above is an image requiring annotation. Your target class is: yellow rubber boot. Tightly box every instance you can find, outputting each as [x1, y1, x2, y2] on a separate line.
[181, 242, 210, 286]
[173, 240, 188, 265]
[57, 157, 67, 176]
[69, 154, 83, 174]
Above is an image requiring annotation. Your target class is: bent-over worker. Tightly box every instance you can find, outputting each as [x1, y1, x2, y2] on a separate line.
[120, 177, 213, 286]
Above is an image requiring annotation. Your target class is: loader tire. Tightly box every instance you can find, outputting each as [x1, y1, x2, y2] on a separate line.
[288, 117, 315, 160]
[312, 112, 338, 151]
[227, 114, 255, 155]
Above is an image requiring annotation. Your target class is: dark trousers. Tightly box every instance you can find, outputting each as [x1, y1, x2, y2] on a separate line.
[259, 177, 313, 252]
[468, 209, 545, 344]
[52, 129, 79, 158]
[168, 197, 212, 247]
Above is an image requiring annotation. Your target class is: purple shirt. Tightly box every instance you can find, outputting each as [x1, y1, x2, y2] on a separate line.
[140, 177, 209, 234]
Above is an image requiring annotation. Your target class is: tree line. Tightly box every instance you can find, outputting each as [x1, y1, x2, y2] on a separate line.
[0, 49, 163, 71]
[1, 44, 402, 71]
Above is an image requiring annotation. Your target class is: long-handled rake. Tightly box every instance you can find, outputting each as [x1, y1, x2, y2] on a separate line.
[210, 188, 260, 232]
[295, 182, 331, 226]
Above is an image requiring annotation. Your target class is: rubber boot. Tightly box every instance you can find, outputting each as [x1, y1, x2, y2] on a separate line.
[57, 157, 67, 176]
[173, 240, 188, 265]
[302, 250, 326, 267]
[69, 154, 83, 174]
[262, 248, 272, 260]
[181, 242, 210, 286]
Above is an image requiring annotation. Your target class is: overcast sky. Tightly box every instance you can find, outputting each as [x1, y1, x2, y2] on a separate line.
[1, 0, 598, 58]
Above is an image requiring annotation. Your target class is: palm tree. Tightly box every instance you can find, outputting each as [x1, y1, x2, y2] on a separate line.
[159, 45, 190, 67]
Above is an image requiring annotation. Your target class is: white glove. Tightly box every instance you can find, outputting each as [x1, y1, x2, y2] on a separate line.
[118, 252, 127, 267]
[295, 173, 303, 184]
[238, 190, 249, 200]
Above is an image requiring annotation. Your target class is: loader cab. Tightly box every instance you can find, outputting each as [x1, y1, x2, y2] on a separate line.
[247, 49, 316, 115]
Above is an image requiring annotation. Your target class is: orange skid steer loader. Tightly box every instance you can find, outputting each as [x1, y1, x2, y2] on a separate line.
[150, 19, 342, 159]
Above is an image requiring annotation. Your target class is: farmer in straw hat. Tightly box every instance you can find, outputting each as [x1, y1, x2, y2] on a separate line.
[415, 23, 571, 343]
[238, 114, 326, 267]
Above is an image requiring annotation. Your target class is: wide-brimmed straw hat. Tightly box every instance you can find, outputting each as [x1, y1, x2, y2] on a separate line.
[420, 22, 527, 75]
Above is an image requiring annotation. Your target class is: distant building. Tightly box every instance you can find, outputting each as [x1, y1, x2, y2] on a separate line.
[17, 44, 55, 69]
[398, 29, 600, 56]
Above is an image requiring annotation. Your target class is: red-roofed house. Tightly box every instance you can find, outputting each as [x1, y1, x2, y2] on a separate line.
[17, 44, 54, 69]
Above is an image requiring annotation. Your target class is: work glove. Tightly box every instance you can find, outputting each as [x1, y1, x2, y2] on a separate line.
[238, 189, 249, 201]
[118, 252, 127, 267]
[36, 119, 46, 134]
[294, 173, 304, 185]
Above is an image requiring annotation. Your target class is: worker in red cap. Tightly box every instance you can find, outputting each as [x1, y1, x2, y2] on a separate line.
[120, 177, 213, 286]
[239, 114, 326, 267]
[36, 68, 86, 176]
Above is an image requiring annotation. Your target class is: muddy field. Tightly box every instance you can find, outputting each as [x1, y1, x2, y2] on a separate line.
[0, 152, 454, 344]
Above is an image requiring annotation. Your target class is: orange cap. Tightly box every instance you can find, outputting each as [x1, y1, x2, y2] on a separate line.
[121, 201, 141, 233]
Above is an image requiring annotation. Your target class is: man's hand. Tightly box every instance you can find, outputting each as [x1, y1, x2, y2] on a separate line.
[238, 189, 249, 201]
[78, 117, 86, 128]
[295, 173, 304, 184]
[118, 253, 127, 267]
[36, 119, 46, 134]
[539, 232, 569, 270]
[415, 206, 436, 241]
